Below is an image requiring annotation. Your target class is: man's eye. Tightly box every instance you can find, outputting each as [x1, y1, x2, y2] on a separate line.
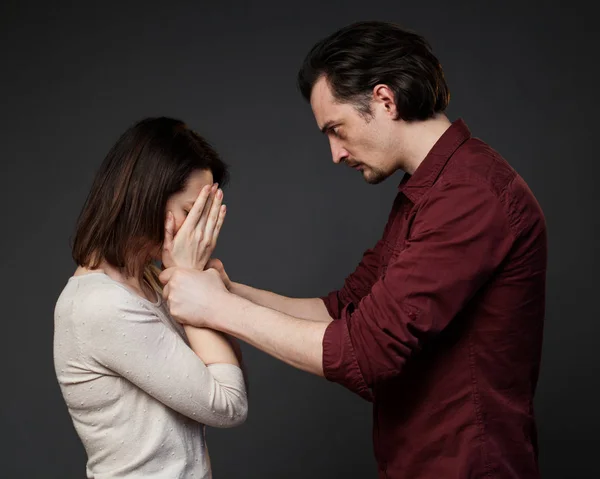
[332, 127, 344, 139]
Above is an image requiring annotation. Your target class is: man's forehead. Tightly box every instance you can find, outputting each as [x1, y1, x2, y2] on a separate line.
[310, 78, 341, 126]
[311, 76, 333, 100]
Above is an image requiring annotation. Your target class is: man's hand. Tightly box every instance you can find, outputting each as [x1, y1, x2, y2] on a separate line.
[160, 267, 229, 328]
[205, 258, 232, 290]
[162, 184, 226, 270]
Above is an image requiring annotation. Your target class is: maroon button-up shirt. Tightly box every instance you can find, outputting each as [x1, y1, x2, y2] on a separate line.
[321, 119, 546, 479]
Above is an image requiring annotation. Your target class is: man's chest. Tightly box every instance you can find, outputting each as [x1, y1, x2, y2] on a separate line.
[378, 194, 414, 275]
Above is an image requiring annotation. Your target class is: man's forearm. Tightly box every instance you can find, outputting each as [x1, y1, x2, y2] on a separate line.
[212, 291, 330, 376]
[229, 282, 332, 322]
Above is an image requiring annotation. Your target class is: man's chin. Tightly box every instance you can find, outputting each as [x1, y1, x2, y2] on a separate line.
[362, 168, 388, 185]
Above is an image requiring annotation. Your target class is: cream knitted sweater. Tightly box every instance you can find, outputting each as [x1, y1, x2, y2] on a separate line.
[54, 273, 248, 478]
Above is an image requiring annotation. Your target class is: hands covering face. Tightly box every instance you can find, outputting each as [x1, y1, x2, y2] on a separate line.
[162, 183, 225, 271]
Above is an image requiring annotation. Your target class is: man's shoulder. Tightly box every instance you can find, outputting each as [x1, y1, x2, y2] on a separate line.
[441, 137, 517, 195]
[435, 138, 545, 237]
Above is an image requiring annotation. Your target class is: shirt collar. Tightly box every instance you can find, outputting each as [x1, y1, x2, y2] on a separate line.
[398, 118, 471, 203]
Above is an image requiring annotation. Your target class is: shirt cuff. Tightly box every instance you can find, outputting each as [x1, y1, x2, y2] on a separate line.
[322, 306, 373, 402]
[320, 291, 343, 320]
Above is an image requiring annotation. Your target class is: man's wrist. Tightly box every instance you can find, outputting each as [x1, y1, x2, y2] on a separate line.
[210, 288, 237, 327]
[212, 289, 253, 334]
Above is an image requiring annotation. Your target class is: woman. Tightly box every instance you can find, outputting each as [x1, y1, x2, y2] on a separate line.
[54, 117, 248, 478]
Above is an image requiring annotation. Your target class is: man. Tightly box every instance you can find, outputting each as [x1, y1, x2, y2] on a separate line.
[160, 21, 547, 478]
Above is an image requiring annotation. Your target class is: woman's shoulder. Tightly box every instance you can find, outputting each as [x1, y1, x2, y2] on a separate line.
[55, 273, 155, 325]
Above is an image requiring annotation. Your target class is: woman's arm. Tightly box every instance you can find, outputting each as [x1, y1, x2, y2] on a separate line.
[183, 326, 240, 366]
[161, 186, 250, 392]
[83, 285, 248, 428]
[183, 326, 250, 395]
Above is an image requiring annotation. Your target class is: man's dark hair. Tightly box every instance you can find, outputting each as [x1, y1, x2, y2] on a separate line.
[297, 21, 450, 121]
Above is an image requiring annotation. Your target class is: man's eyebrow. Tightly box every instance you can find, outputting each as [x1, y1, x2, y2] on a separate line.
[320, 120, 336, 134]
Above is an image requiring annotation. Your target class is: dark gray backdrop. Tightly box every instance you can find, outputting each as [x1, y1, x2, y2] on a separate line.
[1, 1, 597, 477]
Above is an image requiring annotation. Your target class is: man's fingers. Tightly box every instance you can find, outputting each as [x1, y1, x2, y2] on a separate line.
[162, 282, 170, 300]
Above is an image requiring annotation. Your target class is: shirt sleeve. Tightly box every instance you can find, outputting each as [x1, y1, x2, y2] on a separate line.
[322, 179, 515, 400]
[321, 237, 386, 320]
[77, 285, 248, 428]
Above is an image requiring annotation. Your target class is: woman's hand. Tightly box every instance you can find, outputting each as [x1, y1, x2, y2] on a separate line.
[162, 184, 226, 270]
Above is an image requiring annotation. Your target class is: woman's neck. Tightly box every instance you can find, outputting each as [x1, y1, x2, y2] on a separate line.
[75, 261, 157, 303]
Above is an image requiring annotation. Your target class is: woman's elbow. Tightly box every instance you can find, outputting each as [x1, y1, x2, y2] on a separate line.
[230, 395, 249, 427]
[204, 366, 249, 427]
[214, 393, 248, 428]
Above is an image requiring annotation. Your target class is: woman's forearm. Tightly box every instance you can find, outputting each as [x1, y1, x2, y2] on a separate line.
[224, 334, 249, 395]
[184, 325, 240, 366]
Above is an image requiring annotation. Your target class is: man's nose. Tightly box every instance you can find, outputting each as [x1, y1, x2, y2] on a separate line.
[330, 140, 349, 164]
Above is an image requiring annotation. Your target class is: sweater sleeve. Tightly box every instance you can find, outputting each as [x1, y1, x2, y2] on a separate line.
[75, 283, 248, 428]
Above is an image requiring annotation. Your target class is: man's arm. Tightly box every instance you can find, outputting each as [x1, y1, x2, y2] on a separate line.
[322, 180, 516, 399]
[319, 238, 383, 320]
[212, 293, 330, 377]
[207, 258, 332, 322]
[229, 282, 332, 322]
[210, 230, 386, 323]
[163, 180, 514, 402]
[210, 180, 514, 401]
[161, 267, 330, 376]
[320, 197, 397, 319]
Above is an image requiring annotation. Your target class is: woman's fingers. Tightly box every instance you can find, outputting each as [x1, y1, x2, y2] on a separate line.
[198, 187, 223, 244]
[166, 182, 225, 270]
[181, 184, 213, 233]
[164, 211, 175, 251]
[211, 204, 226, 245]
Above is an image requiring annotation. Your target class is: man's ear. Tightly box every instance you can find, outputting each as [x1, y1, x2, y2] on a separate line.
[373, 84, 398, 118]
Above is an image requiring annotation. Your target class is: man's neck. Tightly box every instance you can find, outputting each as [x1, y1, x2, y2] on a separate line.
[399, 114, 452, 175]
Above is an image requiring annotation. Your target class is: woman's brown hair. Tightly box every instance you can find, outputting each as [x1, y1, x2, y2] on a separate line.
[72, 117, 228, 283]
